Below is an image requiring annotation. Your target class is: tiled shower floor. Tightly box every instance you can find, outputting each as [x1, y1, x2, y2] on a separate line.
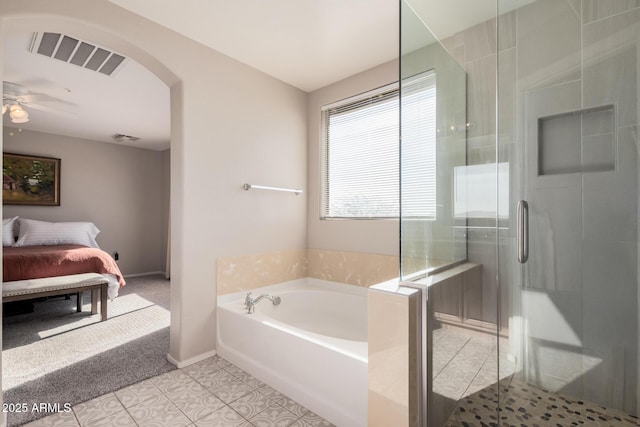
[434, 327, 640, 426]
[24, 355, 334, 427]
[446, 377, 640, 427]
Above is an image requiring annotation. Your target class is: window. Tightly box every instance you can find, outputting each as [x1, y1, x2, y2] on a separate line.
[321, 71, 436, 219]
[400, 72, 437, 219]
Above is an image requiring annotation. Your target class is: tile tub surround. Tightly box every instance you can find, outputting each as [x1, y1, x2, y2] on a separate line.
[24, 355, 334, 427]
[306, 249, 398, 287]
[217, 248, 399, 295]
[217, 249, 307, 295]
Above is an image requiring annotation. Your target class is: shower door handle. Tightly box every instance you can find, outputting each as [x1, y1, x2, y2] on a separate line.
[517, 200, 529, 263]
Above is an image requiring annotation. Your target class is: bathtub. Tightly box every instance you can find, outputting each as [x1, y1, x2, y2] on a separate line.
[217, 278, 367, 427]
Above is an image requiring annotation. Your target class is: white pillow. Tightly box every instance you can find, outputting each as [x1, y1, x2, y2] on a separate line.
[14, 218, 100, 248]
[2, 217, 18, 247]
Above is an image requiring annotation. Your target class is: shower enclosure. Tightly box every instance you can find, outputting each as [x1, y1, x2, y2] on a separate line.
[400, 1, 640, 424]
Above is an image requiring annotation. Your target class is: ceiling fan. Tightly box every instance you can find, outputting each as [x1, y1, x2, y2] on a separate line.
[2, 81, 75, 124]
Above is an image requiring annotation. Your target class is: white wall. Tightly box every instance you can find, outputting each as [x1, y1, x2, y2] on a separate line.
[3, 128, 166, 275]
[161, 148, 170, 277]
[307, 60, 398, 256]
[1, 0, 308, 365]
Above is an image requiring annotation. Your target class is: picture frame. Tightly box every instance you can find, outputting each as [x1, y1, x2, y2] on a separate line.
[3, 152, 61, 206]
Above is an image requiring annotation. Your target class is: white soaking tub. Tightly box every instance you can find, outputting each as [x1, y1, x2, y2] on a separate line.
[217, 278, 368, 427]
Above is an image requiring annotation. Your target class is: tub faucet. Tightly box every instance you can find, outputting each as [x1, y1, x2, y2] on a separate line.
[245, 292, 281, 314]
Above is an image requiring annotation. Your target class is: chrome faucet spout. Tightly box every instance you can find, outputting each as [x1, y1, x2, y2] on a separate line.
[245, 292, 281, 314]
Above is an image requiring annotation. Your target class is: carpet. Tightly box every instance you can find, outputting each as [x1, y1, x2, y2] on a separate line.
[2, 274, 176, 426]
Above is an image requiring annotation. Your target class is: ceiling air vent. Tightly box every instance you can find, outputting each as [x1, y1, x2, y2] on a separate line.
[112, 133, 140, 142]
[30, 32, 126, 77]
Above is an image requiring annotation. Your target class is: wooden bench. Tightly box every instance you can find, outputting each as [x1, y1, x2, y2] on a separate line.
[3, 273, 111, 321]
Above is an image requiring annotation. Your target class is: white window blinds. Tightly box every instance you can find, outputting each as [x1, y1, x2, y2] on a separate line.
[400, 71, 437, 219]
[321, 71, 436, 219]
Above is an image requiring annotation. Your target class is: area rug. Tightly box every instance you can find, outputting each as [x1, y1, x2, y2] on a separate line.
[2, 274, 175, 426]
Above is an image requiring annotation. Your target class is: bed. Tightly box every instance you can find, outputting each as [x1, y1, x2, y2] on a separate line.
[2, 218, 125, 319]
[3, 244, 125, 298]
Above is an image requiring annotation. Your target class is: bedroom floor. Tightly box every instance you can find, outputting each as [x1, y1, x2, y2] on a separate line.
[3, 275, 175, 426]
[22, 354, 334, 427]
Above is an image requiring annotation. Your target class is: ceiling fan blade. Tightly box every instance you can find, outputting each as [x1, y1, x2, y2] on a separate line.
[24, 102, 77, 118]
[19, 93, 75, 108]
[3, 81, 77, 118]
[2, 81, 29, 97]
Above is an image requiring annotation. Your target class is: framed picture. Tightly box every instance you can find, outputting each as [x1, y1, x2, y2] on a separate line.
[3, 153, 61, 206]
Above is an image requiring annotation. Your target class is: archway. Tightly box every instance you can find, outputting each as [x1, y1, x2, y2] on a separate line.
[0, 7, 187, 424]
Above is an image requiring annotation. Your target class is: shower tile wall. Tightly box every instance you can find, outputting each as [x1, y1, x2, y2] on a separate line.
[440, 0, 640, 415]
[440, 7, 517, 331]
[580, 11, 640, 409]
[518, 0, 639, 414]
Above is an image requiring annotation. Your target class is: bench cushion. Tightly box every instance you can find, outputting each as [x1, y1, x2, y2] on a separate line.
[3, 273, 112, 298]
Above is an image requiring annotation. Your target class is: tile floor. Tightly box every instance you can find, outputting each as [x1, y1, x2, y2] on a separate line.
[432, 327, 514, 401]
[22, 326, 640, 427]
[23, 355, 334, 427]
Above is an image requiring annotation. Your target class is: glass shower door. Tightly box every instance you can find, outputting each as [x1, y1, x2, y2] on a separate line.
[400, 1, 640, 424]
[499, 0, 640, 423]
[400, 1, 502, 425]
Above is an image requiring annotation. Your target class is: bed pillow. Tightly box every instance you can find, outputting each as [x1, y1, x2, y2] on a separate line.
[14, 218, 100, 248]
[2, 217, 18, 246]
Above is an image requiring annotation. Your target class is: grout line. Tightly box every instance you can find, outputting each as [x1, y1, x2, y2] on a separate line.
[105, 391, 140, 427]
[72, 410, 82, 427]
[458, 346, 497, 401]
[583, 6, 640, 26]
[432, 336, 472, 380]
[71, 393, 130, 427]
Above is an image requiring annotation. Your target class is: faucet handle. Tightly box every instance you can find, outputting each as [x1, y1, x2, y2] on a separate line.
[244, 292, 255, 314]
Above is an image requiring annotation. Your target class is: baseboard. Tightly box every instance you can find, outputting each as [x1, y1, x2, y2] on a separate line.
[123, 271, 166, 278]
[167, 349, 217, 368]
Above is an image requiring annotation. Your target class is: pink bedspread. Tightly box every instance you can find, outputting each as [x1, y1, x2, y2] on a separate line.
[3, 245, 126, 287]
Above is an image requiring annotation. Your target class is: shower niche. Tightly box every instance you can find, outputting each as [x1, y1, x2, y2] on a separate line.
[538, 104, 615, 175]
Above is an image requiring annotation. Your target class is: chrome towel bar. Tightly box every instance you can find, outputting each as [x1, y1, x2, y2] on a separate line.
[243, 183, 303, 195]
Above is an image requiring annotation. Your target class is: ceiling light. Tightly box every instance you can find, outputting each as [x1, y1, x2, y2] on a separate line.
[2, 104, 6, 115]
[9, 105, 29, 123]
